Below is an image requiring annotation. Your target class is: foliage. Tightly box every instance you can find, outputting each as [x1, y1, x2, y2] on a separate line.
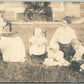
[24, 2, 53, 21]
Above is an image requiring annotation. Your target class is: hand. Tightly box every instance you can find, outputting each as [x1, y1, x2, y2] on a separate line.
[71, 57, 76, 61]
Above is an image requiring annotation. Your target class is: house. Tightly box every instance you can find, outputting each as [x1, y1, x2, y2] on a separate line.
[50, 2, 81, 21]
[0, 2, 25, 21]
[0, 2, 83, 21]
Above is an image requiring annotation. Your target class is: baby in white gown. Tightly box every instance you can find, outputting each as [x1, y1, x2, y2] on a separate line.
[43, 43, 70, 66]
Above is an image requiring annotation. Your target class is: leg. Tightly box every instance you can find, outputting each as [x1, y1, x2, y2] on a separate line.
[68, 45, 75, 61]
[59, 43, 70, 61]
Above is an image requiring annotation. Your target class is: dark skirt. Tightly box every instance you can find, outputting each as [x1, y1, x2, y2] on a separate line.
[58, 42, 75, 62]
[31, 53, 47, 61]
[30, 53, 47, 65]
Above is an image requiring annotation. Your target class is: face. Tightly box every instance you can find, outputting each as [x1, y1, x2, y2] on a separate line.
[35, 28, 42, 36]
[62, 20, 68, 28]
[63, 20, 67, 24]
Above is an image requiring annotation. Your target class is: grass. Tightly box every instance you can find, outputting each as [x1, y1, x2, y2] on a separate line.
[0, 23, 84, 82]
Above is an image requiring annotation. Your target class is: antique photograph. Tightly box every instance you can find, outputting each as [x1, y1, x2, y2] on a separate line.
[0, 1, 83, 82]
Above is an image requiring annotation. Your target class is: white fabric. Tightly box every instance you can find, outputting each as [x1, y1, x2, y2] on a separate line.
[47, 50, 70, 66]
[72, 45, 84, 61]
[48, 50, 63, 59]
[50, 27, 77, 46]
[43, 57, 70, 67]
[29, 35, 47, 55]
[44, 46, 70, 67]
[50, 43, 59, 50]
[0, 36, 26, 62]
[80, 64, 84, 71]
[43, 58, 58, 66]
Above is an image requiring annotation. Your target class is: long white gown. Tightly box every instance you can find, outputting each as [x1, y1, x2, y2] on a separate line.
[0, 36, 26, 62]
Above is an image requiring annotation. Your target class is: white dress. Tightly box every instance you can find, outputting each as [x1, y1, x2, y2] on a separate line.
[43, 50, 70, 67]
[29, 35, 47, 55]
[0, 36, 26, 62]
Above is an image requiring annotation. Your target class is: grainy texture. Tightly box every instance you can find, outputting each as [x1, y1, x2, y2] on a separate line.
[0, 23, 84, 82]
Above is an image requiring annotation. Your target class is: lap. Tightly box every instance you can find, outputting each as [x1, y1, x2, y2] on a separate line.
[58, 43, 75, 61]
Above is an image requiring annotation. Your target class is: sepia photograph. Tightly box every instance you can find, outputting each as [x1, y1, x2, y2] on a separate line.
[0, 1, 83, 82]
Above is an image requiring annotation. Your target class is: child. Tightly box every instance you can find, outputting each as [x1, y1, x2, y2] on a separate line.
[29, 28, 47, 60]
[43, 43, 70, 66]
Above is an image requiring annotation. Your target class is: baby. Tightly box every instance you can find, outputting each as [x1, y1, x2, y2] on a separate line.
[43, 43, 70, 66]
[71, 39, 84, 61]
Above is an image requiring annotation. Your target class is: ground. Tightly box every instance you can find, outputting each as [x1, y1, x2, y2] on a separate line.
[0, 22, 84, 82]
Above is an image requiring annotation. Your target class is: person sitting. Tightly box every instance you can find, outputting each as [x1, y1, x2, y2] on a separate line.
[70, 39, 84, 72]
[29, 28, 47, 61]
[71, 39, 84, 61]
[49, 19, 77, 62]
[0, 32, 26, 62]
[43, 43, 70, 66]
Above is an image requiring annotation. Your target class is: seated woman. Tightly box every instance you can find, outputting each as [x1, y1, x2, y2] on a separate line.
[49, 20, 77, 62]
[0, 32, 26, 62]
[43, 43, 70, 66]
[29, 28, 47, 60]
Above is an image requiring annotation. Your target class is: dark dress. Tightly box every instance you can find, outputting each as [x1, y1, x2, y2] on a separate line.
[58, 42, 75, 62]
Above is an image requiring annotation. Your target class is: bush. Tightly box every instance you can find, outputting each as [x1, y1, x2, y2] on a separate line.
[24, 2, 53, 21]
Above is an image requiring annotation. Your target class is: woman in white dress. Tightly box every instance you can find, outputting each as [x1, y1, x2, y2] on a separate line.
[0, 32, 26, 62]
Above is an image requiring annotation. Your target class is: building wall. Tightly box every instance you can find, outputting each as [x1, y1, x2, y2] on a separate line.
[50, 2, 80, 20]
[4, 2, 25, 21]
[0, 2, 4, 11]
[80, 2, 84, 17]
[65, 2, 80, 17]
[50, 2, 65, 20]
[0, 2, 81, 21]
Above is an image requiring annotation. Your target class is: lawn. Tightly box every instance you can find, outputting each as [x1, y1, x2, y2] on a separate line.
[0, 23, 84, 82]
